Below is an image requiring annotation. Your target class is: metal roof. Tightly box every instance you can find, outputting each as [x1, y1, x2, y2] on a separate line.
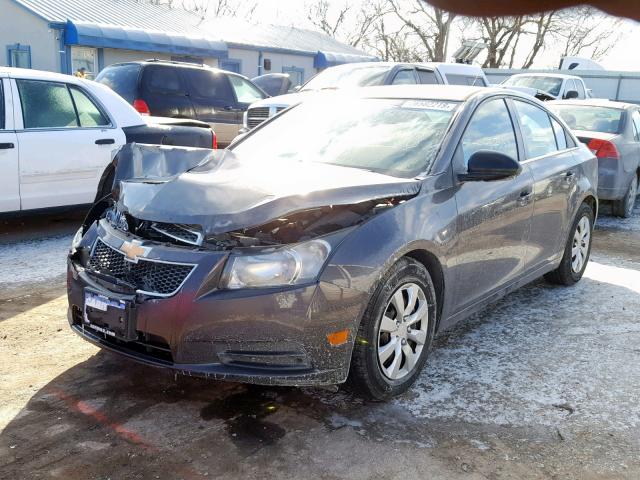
[14, 0, 372, 58]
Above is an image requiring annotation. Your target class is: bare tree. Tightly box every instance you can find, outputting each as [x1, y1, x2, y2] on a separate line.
[521, 11, 556, 68]
[305, 0, 385, 48]
[386, 0, 456, 62]
[149, 0, 257, 21]
[555, 7, 623, 61]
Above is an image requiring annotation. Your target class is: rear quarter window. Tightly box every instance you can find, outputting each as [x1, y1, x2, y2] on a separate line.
[95, 64, 141, 103]
[142, 66, 185, 94]
[445, 73, 486, 87]
[182, 68, 235, 103]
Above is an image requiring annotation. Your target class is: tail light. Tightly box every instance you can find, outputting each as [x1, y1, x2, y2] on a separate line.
[212, 132, 218, 150]
[587, 138, 619, 159]
[133, 99, 150, 116]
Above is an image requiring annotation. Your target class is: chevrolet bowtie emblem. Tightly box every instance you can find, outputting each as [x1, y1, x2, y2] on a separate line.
[120, 240, 150, 263]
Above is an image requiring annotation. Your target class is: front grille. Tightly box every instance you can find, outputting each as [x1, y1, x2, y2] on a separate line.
[151, 222, 203, 246]
[88, 240, 195, 297]
[247, 107, 270, 128]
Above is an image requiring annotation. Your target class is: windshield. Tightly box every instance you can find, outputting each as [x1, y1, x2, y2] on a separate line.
[231, 97, 459, 178]
[302, 65, 390, 91]
[503, 76, 563, 97]
[95, 64, 141, 103]
[549, 105, 624, 134]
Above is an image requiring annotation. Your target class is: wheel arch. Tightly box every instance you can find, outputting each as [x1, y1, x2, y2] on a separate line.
[403, 249, 445, 332]
[582, 194, 598, 220]
[94, 163, 116, 202]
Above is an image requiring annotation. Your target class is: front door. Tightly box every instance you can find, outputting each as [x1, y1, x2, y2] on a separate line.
[13, 78, 125, 210]
[0, 78, 19, 212]
[452, 97, 535, 313]
[181, 68, 239, 147]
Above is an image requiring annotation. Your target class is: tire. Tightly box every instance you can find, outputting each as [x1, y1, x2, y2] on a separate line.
[347, 257, 437, 400]
[613, 174, 638, 218]
[544, 203, 594, 286]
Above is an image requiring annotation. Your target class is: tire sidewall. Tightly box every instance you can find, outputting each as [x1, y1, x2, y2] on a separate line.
[565, 204, 594, 283]
[358, 259, 437, 398]
[624, 175, 638, 217]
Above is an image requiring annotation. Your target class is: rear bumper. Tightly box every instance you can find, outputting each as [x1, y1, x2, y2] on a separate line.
[597, 158, 633, 200]
[67, 231, 368, 386]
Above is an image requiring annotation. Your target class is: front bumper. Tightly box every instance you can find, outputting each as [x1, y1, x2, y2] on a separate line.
[66, 223, 368, 386]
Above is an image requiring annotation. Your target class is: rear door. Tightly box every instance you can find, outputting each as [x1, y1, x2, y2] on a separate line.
[0, 77, 20, 212]
[510, 98, 578, 268]
[181, 68, 238, 147]
[452, 97, 535, 312]
[13, 78, 125, 210]
[140, 65, 194, 118]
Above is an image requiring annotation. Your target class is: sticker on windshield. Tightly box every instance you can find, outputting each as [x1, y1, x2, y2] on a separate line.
[401, 100, 458, 111]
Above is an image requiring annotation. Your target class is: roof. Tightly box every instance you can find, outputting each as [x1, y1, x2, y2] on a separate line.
[14, 0, 373, 58]
[550, 99, 638, 110]
[509, 72, 582, 80]
[353, 85, 492, 101]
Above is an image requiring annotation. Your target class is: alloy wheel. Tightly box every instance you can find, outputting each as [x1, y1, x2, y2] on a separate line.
[377, 283, 429, 380]
[571, 216, 591, 273]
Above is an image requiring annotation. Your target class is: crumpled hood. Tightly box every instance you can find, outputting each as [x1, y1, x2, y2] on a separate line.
[116, 144, 421, 235]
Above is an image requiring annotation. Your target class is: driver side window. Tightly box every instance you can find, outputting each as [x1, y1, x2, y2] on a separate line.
[460, 98, 518, 166]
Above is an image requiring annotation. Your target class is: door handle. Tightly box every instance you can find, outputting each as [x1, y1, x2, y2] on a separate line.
[0, 143, 15, 149]
[223, 105, 239, 111]
[517, 189, 532, 206]
[95, 138, 115, 145]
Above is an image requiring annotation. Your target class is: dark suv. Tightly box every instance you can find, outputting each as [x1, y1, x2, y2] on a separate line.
[96, 60, 267, 147]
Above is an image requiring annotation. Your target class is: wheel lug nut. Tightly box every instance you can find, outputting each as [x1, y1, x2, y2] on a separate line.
[401, 339, 407, 345]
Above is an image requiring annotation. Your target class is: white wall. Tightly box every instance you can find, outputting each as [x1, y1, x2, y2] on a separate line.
[0, 0, 60, 72]
[101, 48, 219, 69]
[228, 46, 316, 81]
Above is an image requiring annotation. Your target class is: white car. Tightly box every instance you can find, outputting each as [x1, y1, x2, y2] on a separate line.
[242, 62, 489, 131]
[500, 73, 592, 101]
[0, 67, 214, 214]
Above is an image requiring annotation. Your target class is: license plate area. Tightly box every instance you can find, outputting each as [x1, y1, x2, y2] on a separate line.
[83, 289, 137, 341]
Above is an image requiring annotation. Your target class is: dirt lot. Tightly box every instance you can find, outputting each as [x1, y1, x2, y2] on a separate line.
[1, 205, 639, 480]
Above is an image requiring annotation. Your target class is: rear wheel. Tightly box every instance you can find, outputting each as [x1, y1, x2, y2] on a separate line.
[544, 203, 594, 286]
[347, 257, 437, 400]
[613, 174, 638, 218]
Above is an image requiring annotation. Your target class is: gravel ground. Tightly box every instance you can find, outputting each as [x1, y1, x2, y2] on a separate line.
[0, 204, 639, 480]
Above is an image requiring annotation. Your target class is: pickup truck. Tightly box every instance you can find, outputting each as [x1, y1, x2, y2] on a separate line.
[0, 67, 216, 214]
[500, 73, 591, 101]
[242, 62, 489, 131]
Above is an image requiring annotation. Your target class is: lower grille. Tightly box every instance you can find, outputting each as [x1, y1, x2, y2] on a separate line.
[151, 222, 203, 246]
[88, 240, 195, 297]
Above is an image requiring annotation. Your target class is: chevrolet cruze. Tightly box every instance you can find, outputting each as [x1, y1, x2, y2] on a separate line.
[67, 86, 598, 400]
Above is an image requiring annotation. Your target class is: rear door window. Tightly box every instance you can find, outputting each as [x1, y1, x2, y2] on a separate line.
[229, 75, 265, 104]
[17, 79, 78, 129]
[460, 98, 518, 164]
[416, 69, 439, 84]
[446, 73, 487, 86]
[513, 100, 558, 158]
[631, 111, 640, 141]
[95, 64, 141, 102]
[0, 81, 4, 129]
[391, 69, 417, 85]
[69, 87, 110, 127]
[182, 68, 235, 103]
[551, 117, 568, 150]
[142, 66, 185, 94]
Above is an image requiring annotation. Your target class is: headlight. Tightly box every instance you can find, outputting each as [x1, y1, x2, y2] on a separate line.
[70, 227, 84, 253]
[221, 239, 331, 289]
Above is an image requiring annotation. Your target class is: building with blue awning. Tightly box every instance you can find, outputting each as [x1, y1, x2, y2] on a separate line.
[1, 0, 377, 86]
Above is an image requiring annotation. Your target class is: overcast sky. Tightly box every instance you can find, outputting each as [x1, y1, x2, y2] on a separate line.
[249, 0, 640, 71]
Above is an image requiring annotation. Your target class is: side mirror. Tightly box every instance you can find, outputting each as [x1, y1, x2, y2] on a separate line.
[564, 90, 579, 99]
[458, 150, 521, 182]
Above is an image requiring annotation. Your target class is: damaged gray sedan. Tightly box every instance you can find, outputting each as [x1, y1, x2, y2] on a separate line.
[67, 86, 598, 399]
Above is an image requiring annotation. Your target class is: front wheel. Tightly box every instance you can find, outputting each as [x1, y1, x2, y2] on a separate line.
[544, 203, 594, 286]
[347, 257, 437, 400]
[613, 175, 638, 218]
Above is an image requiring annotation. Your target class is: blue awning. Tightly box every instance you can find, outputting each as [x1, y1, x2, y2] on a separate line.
[314, 51, 379, 69]
[64, 20, 228, 59]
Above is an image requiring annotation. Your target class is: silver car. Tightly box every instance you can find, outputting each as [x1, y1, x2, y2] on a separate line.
[550, 99, 639, 217]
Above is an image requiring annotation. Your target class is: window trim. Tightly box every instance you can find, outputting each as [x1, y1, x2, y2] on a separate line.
[14, 78, 114, 131]
[6, 43, 31, 69]
[457, 96, 521, 168]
